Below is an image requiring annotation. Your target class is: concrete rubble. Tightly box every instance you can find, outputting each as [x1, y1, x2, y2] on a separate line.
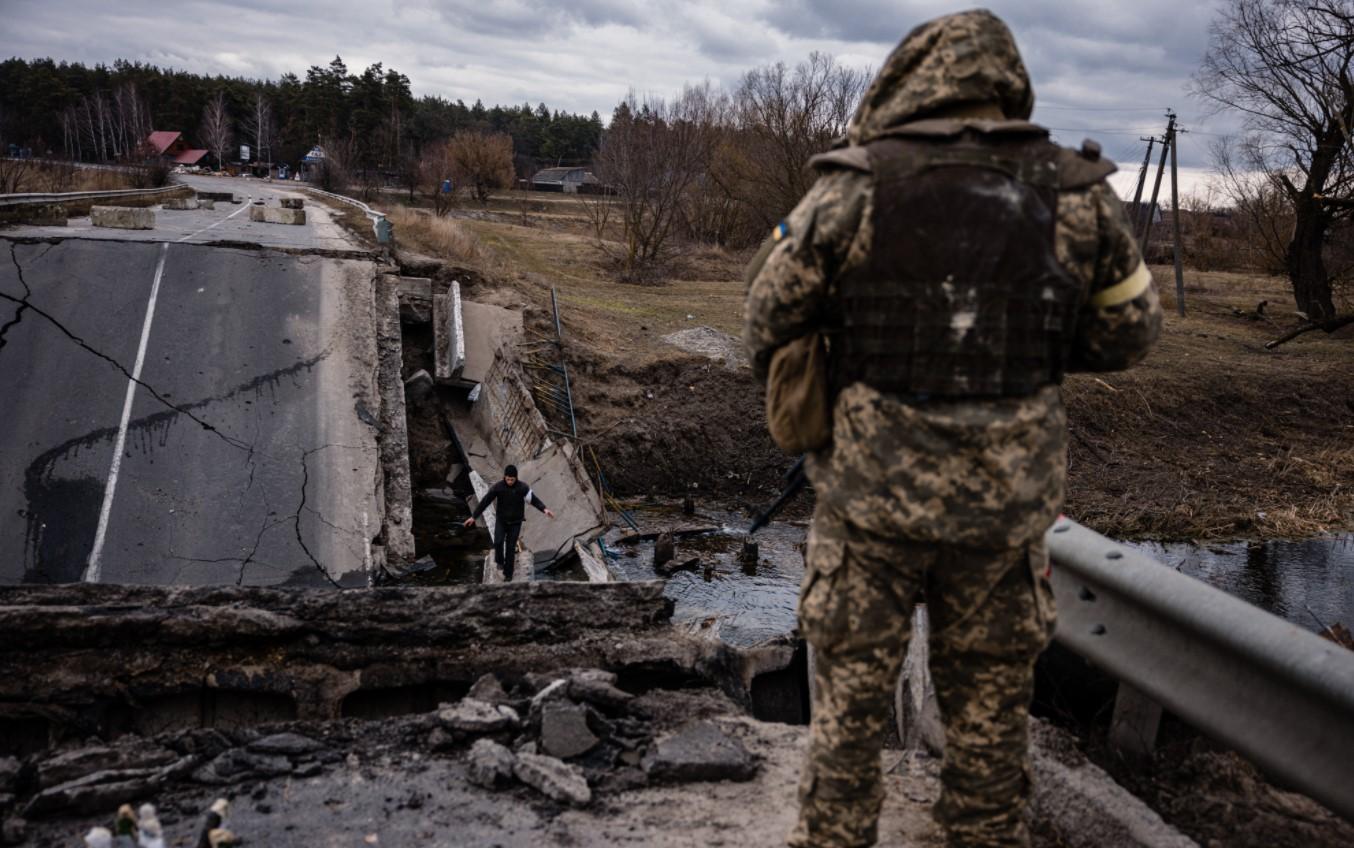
[161, 197, 200, 210]
[247, 205, 306, 225]
[90, 205, 154, 230]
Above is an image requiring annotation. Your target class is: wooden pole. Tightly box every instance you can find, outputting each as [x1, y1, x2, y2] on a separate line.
[1131, 136, 1156, 231]
[1169, 120, 1186, 317]
[1139, 111, 1175, 252]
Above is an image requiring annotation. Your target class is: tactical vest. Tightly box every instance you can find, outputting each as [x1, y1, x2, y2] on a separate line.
[830, 128, 1085, 398]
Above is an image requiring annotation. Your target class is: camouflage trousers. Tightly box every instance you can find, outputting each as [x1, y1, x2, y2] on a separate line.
[789, 504, 1056, 848]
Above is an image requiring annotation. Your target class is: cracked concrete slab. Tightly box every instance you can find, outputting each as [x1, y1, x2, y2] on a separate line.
[0, 236, 382, 587]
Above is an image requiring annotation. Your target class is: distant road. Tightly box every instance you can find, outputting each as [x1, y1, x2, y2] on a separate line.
[0, 176, 384, 586]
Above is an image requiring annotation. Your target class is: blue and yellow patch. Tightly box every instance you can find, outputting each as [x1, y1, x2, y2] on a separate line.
[772, 221, 790, 242]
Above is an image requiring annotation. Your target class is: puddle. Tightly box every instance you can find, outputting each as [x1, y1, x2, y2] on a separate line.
[1128, 535, 1354, 632]
[603, 503, 807, 647]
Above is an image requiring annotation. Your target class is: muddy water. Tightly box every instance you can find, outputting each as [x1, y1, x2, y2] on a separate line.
[603, 504, 807, 647]
[601, 500, 1354, 647]
[1127, 535, 1354, 632]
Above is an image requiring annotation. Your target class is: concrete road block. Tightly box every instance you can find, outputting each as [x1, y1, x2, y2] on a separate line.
[162, 197, 200, 210]
[91, 205, 154, 230]
[248, 205, 306, 225]
[199, 199, 216, 210]
[280, 197, 305, 210]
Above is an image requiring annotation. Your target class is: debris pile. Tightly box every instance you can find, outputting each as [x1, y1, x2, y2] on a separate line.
[9, 729, 335, 828]
[429, 668, 759, 806]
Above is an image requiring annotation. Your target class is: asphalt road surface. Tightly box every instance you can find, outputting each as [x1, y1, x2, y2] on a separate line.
[0, 177, 384, 586]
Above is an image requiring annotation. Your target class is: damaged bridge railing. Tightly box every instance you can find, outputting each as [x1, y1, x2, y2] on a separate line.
[304, 187, 392, 244]
[1047, 517, 1354, 820]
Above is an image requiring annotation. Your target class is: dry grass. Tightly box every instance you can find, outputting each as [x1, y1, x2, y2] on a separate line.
[389, 206, 483, 263]
[1064, 265, 1354, 540]
[0, 160, 142, 194]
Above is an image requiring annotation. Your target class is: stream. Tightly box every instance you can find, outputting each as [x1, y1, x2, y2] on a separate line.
[600, 502, 1354, 647]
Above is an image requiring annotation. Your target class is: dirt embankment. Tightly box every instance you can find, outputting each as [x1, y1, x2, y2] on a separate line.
[384, 194, 1353, 542]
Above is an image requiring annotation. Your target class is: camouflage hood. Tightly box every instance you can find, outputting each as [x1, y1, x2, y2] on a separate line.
[847, 9, 1034, 145]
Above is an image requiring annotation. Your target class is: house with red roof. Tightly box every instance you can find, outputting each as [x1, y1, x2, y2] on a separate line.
[146, 131, 209, 166]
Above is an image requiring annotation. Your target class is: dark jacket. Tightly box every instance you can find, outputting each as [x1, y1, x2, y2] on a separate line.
[473, 480, 547, 524]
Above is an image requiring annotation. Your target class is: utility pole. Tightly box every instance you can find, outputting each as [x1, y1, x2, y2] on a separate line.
[1139, 110, 1175, 253]
[1130, 136, 1156, 231]
[1169, 119, 1187, 317]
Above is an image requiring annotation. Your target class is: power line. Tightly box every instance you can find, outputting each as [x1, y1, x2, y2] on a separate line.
[1037, 103, 1169, 112]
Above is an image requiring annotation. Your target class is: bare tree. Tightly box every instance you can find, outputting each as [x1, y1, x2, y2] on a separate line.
[1196, 0, 1354, 333]
[592, 86, 722, 280]
[200, 92, 234, 173]
[444, 131, 515, 203]
[242, 93, 274, 171]
[730, 53, 870, 230]
[418, 145, 457, 214]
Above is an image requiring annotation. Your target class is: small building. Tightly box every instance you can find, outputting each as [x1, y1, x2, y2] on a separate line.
[530, 167, 599, 194]
[146, 131, 209, 167]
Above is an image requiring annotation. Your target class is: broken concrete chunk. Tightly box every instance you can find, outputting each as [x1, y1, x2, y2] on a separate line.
[24, 768, 164, 818]
[248, 206, 305, 225]
[641, 721, 757, 784]
[567, 677, 634, 710]
[426, 727, 455, 752]
[193, 749, 292, 784]
[467, 673, 512, 706]
[404, 369, 434, 402]
[540, 701, 600, 759]
[162, 197, 199, 210]
[280, 197, 305, 210]
[439, 698, 519, 734]
[467, 739, 516, 789]
[513, 753, 591, 806]
[38, 743, 176, 789]
[90, 206, 154, 230]
[246, 733, 323, 757]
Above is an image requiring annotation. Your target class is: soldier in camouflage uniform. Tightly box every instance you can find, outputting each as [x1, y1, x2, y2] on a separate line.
[743, 10, 1162, 848]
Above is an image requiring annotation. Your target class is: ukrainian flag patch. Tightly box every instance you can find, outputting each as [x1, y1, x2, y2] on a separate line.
[772, 221, 789, 242]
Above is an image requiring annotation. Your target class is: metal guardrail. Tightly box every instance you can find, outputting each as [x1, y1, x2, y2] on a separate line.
[304, 186, 392, 244]
[0, 184, 186, 207]
[1048, 517, 1354, 820]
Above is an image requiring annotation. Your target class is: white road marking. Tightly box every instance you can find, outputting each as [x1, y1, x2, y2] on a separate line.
[83, 242, 170, 582]
[176, 199, 251, 243]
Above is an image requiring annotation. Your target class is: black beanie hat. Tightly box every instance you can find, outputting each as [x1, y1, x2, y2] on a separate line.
[505, 465, 518, 477]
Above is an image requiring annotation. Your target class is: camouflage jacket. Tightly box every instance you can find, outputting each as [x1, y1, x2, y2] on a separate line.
[744, 142, 1161, 549]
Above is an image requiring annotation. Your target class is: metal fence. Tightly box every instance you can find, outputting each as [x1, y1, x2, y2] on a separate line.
[1048, 517, 1354, 820]
[303, 186, 392, 244]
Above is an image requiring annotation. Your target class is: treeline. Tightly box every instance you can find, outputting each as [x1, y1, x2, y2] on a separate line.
[587, 52, 870, 275]
[0, 56, 603, 174]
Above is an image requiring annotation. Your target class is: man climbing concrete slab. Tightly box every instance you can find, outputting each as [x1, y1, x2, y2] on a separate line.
[464, 465, 556, 581]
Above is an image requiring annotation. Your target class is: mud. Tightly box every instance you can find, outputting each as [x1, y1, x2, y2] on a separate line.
[571, 355, 793, 504]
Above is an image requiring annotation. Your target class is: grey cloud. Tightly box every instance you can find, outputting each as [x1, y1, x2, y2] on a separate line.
[1, 0, 1230, 167]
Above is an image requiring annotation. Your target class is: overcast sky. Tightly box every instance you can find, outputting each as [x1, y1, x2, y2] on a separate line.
[3, 0, 1236, 195]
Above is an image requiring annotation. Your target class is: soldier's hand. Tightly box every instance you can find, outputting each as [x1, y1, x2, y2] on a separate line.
[463, 518, 476, 528]
[545, 509, 556, 519]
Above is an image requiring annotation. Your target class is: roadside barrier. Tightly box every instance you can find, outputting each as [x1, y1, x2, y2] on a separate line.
[1047, 516, 1354, 820]
[304, 186, 393, 244]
